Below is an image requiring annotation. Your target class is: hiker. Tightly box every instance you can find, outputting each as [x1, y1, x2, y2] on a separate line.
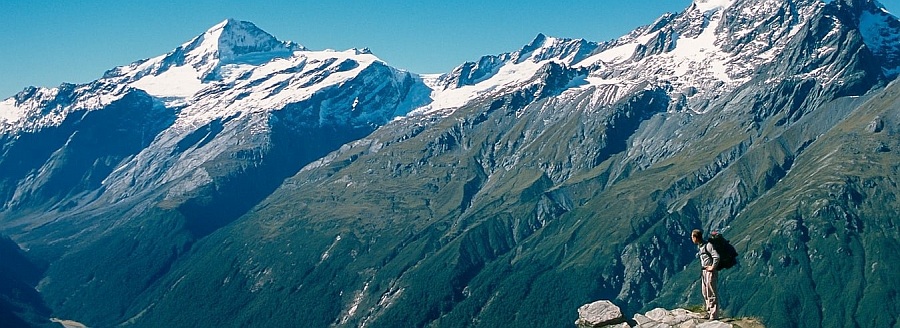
[691, 229, 719, 320]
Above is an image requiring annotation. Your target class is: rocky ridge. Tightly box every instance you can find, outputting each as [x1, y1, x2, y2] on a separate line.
[576, 300, 764, 328]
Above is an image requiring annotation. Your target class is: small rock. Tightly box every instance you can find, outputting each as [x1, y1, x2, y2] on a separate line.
[633, 313, 653, 325]
[671, 308, 704, 323]
[575, 300, 626, 327]
[645, 308, 670, 321]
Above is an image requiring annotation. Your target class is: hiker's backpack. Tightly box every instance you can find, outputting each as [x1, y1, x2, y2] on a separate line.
[708, 231, 738, 270]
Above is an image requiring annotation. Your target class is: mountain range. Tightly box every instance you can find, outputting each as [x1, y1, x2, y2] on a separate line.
[1, 0, 899, 327]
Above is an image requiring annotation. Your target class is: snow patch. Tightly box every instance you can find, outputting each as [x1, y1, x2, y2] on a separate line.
[586, 42, 640, 64]
[576, 32, 660, 67]
[663, 10, 731, 81]
[0, 98, 24, 124]
[693, 0, 735, 12]
[131, 65, 205, 99]
[412, 59, 547, 116]
[170, 49, 378, 126]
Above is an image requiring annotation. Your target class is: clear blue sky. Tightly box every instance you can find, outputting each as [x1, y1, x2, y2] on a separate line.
[2, 0, 899, 98]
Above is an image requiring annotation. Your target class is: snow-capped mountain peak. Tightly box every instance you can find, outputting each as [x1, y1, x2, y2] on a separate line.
[0, 20, 410, 135]
[101, 19, 306, 102]
[182, 19, 304, 68]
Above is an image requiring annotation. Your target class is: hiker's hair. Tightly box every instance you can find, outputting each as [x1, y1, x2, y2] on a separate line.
[691, 229, 703, 240]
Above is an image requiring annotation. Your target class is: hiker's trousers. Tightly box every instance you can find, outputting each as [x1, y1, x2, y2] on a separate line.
[701, 269, 718, 320]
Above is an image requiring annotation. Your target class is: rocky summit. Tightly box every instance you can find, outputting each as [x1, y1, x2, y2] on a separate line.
[1, 0, 899, 327]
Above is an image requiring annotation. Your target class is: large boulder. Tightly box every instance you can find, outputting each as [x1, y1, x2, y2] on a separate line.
[575, 300, 626, 327]
[866, 116, 884, 133]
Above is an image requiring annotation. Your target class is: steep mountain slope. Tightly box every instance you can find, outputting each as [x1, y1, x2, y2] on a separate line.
[0, 19, 429, 326]
[0, 0, 898, 327]
[655, 82, 900, 327]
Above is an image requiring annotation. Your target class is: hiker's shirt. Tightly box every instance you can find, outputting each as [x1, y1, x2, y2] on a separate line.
[698, 242, 720, 269]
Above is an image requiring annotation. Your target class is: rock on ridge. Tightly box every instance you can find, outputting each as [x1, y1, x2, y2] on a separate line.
[575, 300, 626, 327]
